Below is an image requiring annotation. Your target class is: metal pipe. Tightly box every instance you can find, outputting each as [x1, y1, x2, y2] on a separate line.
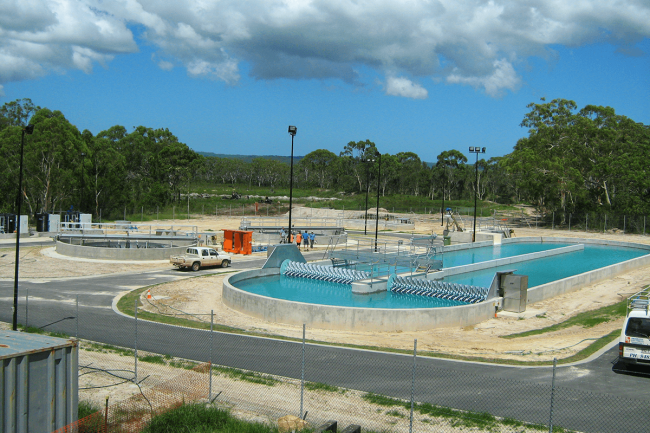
[13, 125, 33, 330]
[375, 154, 381, 251]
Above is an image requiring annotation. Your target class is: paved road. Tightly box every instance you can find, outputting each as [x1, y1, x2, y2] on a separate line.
[1, 249, 649, 432]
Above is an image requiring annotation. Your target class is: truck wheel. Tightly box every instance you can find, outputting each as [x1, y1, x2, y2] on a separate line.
[221, 260, 230, 268]
[192, 262, 200, 272]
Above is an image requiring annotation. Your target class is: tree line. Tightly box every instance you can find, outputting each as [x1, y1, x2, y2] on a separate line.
[0, 98, 647, 220]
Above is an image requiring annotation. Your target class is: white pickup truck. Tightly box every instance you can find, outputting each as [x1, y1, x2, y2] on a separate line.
[618, 287, 650, 368]
[170, 247, 232, 271]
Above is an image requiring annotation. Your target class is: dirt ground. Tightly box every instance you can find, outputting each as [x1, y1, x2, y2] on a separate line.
[4, 210, 648, 431]
[4, 209, 650, 362]
[137, 209, 650, 363]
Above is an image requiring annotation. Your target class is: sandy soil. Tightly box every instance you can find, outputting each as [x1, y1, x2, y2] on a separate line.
[5, 210, 650, 362]
[134, 209, 650, 363]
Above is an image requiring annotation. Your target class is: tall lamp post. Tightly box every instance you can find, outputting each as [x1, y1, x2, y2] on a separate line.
[374, 154, 382, 251]
[287, 126, 297, 239]
[469, 146, 486, 243]
[13, 124, 35, 330]
[363, 157, 375, 235]
[80, 152, 85, 213]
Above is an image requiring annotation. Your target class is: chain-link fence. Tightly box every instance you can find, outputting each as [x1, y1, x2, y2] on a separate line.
[13, 290, 650, 433]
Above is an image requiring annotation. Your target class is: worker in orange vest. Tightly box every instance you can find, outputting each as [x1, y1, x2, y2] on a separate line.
[296, 231, 302, 250]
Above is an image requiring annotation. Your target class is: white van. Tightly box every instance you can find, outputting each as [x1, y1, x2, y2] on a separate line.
[619, 287, 650, 368]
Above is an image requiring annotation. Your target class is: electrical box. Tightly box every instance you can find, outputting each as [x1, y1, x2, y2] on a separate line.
[18, 215, 28, 234]
[49, 213, 60, 232]
[500, 274, 528, 313]
[80, 213, 92, 225]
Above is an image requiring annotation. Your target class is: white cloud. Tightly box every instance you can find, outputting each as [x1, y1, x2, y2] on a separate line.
[385, 76, 428, 99]
[158, 60, 174, 71]
[447, 59, 521, 97]
[1, 0, 649, 97]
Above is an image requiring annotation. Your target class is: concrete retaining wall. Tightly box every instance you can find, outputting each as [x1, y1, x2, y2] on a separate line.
[223, 236, 650, 330]
[223, 269, 498, 331]
[55, 240, 191, 261]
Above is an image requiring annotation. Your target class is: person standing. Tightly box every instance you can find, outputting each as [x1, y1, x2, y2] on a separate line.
[296, 231, 302, 250]
[309, 232, 316, 249]
[280, 227, 287, 243]
[303, 230, 309, 249]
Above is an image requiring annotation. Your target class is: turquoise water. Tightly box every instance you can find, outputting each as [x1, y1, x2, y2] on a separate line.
[444, 244, 647, 288]
[233, 242, 649, 309]
[440, 242, 571, 268]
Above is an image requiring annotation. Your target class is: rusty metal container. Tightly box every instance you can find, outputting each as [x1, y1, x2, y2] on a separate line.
[0, 330, 78, 433]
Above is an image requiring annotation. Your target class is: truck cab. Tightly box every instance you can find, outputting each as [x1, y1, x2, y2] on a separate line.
[618, 288, 650, 368]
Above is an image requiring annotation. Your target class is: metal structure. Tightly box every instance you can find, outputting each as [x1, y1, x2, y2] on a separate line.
[469, 146, 486, 242]
[281, 261, 370, 284]
[56, 223, 199, 249]
[288, 125, 297, 238]
[324, 234, 443, 278]
[388, 275, 489, 304]
[1, 331, 78, 433]
[13, 124, 34, 331]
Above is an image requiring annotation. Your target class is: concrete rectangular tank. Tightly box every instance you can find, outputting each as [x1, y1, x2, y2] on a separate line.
[0, 331, 78, 433]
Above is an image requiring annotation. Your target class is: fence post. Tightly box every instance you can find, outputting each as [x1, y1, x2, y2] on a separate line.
[552, 212, 554, 230]
[141, 206, 143, 222]
[76, 295, 79, 339]
[134, 299, 138, 384]
[568, 214, 571, 231]
[604, 214, 607, 233]
[624, 215, 626, 234]
[300, 324, 306, 419]
[25, 289, 28, 328]
[124, 207, 126, 220]
[410, 339, 417, 433]
[644, 216, 646, 236]
[157, 206, 159, 221]
[209, 310, 213, 400]
[586, 214, 588, 232]
[549, 358, 557, 433]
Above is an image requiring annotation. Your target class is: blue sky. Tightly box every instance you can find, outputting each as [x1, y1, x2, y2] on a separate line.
[1, 1, 649, 162]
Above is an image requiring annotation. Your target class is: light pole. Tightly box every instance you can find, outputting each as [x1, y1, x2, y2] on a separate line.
[288, 126, 297, 240]
[363, 157, 375, 235]
[469, 146, 486, 242]
[374, 154, 382, 251]
[80, 152, 85, 213]
[13, 124, 34, 331]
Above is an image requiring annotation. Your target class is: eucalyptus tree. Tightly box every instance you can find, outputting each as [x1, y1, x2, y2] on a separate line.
[298, 149, 338, 189]
[340, 139, 378, 192]
[436, 149, 467, 200]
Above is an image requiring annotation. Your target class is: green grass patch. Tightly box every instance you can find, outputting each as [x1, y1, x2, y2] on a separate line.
[304, 381, 344, 393]
[502, 300, 627, 339]
[117, 280, 620, 367]
[142, 403, 281, 433]
[362, 393, 573, 431]
[78, 400, 102, 419]
[18, 324, 71, 339]
[212, 366, 279, 386]
[140, 355, 167, 365]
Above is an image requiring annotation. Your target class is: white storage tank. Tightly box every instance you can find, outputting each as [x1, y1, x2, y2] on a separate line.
[0, 331, 78, 433]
